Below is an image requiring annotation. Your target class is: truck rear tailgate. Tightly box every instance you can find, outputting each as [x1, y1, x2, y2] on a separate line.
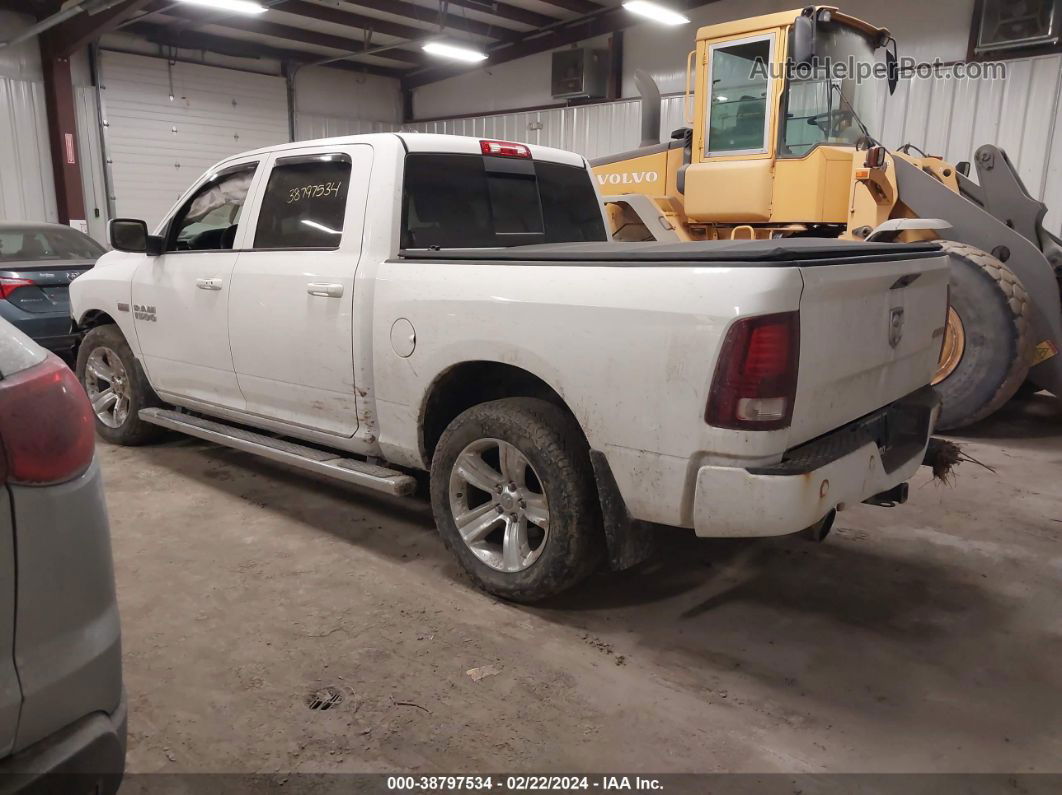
[790, 253, 950, 446]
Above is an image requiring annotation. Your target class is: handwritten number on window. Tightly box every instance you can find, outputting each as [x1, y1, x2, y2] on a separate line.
[286, 181, 343, 205]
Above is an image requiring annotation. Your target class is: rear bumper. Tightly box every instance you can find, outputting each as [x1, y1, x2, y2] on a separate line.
[0, 305, 77, 351]
[693, 387, 940, 537]
[0, 690, 126, 794]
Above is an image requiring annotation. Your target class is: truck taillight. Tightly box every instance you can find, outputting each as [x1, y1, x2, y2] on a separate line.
[0, 355, 95, 485]
[706, 311, 800, 431]
[480, 139, 531, 158]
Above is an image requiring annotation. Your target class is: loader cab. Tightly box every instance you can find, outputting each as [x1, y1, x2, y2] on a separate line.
[681, 6, 892, 228]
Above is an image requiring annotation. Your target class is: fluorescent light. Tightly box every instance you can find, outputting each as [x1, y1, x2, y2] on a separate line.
[422, 41, 488, 63]
[623, 1, 690, 25]
[176, 0, 267, 15]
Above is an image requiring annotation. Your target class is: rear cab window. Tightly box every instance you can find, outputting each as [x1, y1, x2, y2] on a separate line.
[401, 152, 606, 249]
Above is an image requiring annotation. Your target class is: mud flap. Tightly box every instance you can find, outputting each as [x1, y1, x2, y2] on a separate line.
[589, 450, 657, 571]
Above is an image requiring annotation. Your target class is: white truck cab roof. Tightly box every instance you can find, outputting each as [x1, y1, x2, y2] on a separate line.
[208, 132, 588, 176]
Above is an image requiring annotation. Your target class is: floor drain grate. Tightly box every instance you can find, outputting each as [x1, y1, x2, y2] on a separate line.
[306, 686, 344, 711]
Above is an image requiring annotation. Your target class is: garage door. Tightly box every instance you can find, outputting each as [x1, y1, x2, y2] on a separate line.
[99, 51, 289, 229]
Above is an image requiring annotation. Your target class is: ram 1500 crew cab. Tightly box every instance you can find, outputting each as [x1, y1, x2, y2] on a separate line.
[71, 133, 948, 603]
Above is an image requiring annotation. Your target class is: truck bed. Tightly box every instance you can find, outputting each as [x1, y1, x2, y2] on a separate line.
[399, 238, 942, 265]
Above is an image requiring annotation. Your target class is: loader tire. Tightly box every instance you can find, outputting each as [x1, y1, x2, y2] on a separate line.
[933, 242, 1032, 430]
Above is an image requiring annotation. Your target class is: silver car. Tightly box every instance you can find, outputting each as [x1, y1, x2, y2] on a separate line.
[0, 320, 125, 791]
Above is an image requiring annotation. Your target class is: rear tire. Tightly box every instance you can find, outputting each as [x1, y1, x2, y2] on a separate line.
[429, 397, 603, 603]
[76, 324, 165, 445]
[933, 242, 1032, 430]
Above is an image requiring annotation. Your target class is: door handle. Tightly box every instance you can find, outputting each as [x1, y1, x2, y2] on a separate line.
[307, 282, 344, 298]
[195, 277, 223, 291]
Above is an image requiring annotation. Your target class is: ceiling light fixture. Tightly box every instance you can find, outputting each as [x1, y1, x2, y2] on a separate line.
[622, 1, 690, 26]
[422, 41, 488, 63]
[176, 0, 267, 15]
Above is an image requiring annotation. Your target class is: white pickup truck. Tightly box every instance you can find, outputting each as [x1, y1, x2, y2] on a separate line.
[71, 133, 948, 602]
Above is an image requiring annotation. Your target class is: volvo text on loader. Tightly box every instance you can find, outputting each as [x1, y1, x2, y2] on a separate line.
[592, 5, 1062, 430]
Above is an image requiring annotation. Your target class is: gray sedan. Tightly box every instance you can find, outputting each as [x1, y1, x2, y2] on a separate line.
[0, 319, 125, 791]
[0, 222, 105, 354]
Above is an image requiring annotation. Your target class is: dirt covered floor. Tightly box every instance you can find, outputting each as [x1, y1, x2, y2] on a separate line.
[100, 393, 1062, 775]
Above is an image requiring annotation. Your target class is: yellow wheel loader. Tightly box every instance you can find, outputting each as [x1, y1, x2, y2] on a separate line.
[591, 5, 1062, 430]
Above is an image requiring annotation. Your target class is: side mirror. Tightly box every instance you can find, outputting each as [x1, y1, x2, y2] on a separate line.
[109, 218, 162, 256]
[885, 40, 899, 95]
[790, 15, 815, 66]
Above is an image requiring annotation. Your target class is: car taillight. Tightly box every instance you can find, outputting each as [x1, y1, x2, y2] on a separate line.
[0, 355, 95, 485]
[706, 311, 800, 431]
[480, 139, 532, 158]
[0, 277, 34, 300]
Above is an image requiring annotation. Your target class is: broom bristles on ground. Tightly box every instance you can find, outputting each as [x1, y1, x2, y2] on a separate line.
[924, 438, 963, 483]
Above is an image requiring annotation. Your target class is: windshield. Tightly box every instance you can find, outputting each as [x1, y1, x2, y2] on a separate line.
[0, 226, 105, 262]
[781, 21, 883, 156]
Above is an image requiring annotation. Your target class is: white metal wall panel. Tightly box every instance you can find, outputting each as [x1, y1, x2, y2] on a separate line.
[295, 113, 399, 141]
[74, 86, 109, 243]
[879, 55, 1062, 234]
[99, 51, 289, 228]
[0, 10, 57, 224]
[403, 94, 689, 161]
[0, 76, 57, 224]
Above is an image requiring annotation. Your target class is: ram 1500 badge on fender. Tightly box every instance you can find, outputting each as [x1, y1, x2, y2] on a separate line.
[70, 133, 949, 603]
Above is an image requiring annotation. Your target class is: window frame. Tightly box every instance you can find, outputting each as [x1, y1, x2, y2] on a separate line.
[162, 160, 261, 255]
[704, 32, 777, 159]
[250, 152, 354, 252]
[968, 0, 1062, 61]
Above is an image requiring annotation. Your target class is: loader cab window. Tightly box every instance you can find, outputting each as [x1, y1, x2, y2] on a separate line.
[401, 153, 606, 249]
[706, 36, 774, 156]
[780, 22, 883, 157]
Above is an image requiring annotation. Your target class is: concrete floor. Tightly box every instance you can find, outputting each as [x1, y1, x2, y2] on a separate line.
[99, 393, 1062, 774]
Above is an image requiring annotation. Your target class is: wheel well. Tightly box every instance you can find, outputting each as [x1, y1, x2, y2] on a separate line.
[77, 310, 116, 330]
[420, 361, 578, 466]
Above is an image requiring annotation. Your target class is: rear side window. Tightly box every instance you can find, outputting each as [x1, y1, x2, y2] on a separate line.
[401, 153, 605, 249]
[254, 155, 351, 249]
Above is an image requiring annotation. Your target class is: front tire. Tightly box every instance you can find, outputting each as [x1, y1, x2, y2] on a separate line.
[932, 242, 1032, 430]
[430, 398, 603, 603]
[76, 324, 164, 445]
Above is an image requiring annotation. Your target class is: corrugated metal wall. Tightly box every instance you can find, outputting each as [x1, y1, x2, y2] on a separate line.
[405, 55, 1062, 234]
[402, 96, 687, 161]
[0, 10, 58, 226]
[0, 75, 57, 224]
[879, 55, 1062, 234]
[295, 114, 400, 140]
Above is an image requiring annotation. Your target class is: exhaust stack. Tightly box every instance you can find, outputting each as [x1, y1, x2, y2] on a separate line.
[634, 69, 661, 147]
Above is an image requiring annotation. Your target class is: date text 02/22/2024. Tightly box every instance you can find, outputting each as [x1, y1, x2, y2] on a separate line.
[386, 777, 664, 791]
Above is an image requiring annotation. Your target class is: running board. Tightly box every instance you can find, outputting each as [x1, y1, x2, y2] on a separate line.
[138, 408, 416, 497]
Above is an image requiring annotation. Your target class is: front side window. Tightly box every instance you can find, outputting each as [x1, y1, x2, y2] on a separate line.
[254, 155, 352, 249]
[168, 164, 257, 252]
[707, 37, 773, 155]
[401, 153, 606, 249]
